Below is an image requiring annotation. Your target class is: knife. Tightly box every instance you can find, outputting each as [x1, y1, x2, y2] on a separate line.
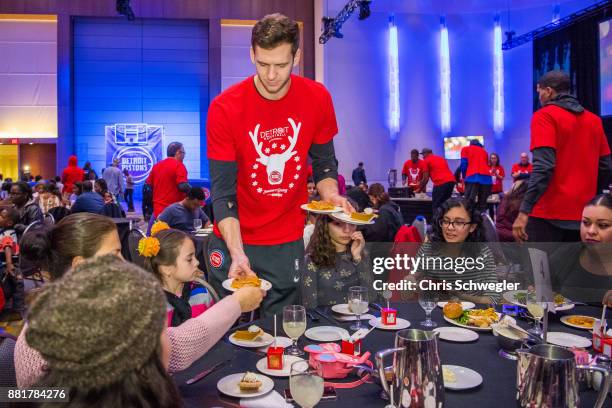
[186, 360, 228, 385]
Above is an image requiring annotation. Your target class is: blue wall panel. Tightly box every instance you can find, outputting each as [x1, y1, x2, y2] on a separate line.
[73, 17, 209, 187]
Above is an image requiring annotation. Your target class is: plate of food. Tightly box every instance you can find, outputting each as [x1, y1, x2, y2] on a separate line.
[502, 290, 574, 311]
[442, 365, 483, 390]
[443, 305, 514, 331]
[560, 315, 598, 330]
[222, 276, 272, 292]
[331, 303, 370, 316]
[228, 325, 274, 348]
[330, 211, 376, 225]
[301, 201, 342, 214]
[217, 372, 274, 398]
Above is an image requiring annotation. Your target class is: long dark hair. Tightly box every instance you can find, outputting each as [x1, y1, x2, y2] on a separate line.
[144, 229, 190, 283]
[501, 180, 528, 215]
[430, 197, 484, 243]
[368, 183, 390, 208]
[586, 193, 612, 209]
[37, 346, 182, 408]
[20, 213, 117, 279]
[307, 216, 340, 268]
[489, 152, 501, 167]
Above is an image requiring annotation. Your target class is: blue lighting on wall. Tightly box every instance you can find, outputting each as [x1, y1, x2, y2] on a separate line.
[493, 15, 504, 135]
[388, 14, 400, 140]
[440, 16, 451, 135]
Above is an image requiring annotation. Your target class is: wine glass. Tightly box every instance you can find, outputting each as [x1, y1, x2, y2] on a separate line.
[193, 218, 203, 232]
[348, 286, 369, 331]
[283, 305, 306, 356]
[526, 293, 546, 336]
[418, 290, 437, 328]
[290, 360, 324, 408]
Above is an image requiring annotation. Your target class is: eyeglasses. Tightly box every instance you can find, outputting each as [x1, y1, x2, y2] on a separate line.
[439, 219, 472, 229]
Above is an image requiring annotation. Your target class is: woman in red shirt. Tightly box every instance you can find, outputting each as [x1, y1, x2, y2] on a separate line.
[489, 153, 505, 194]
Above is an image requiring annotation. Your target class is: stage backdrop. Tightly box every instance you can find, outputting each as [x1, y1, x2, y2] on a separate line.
[73, 17, 209, 188]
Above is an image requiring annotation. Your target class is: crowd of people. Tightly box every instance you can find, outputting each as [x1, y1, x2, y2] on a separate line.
[0, 13, 610, 407]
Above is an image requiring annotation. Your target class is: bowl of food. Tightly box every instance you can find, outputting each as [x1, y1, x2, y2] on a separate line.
[491, 321, 529, 352]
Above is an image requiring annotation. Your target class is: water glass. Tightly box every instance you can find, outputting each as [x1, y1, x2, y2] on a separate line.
[348, 286, 369, 331]
[418, 290, 437, 328]
[283, 305, 306, 356]
[193, 218, 203, 232]
[290, 360, 324, 408]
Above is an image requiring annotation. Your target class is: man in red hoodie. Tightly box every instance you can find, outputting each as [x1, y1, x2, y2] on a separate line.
[61, 155, 84, 196]
[513, 71, 611, 242]
[460, 139, 492, 213]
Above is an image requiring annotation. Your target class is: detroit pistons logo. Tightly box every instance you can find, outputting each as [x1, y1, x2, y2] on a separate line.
[209, 250, 224, 269]
[247, 118, 303, 197]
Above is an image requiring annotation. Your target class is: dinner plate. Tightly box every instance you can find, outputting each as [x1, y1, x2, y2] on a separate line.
[256, 336, 293, 353]
[300, 203, 343, 214]
[433, 327, 479, 342]
[304, 326, 350, 342]
[330, 211, 375, 225]
[546, 332, 592, 348]
[228, 331, 274, 348]
[368, 317, 411, 330]
[442, 365, 483, 390]
[256, 355, 304, 377]
[222, 278, 272, 292]
[216, 372, 274, 398]
[502, 290, 575, 311]
[331, 303, 370, 316]
[437, 301, 476, 310]
[560, 315, 598, 331]
[443, 312, 515, 332]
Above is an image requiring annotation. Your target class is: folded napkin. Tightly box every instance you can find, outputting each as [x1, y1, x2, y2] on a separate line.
[240, 390, 293, 408]
[335, 313, 376, 322]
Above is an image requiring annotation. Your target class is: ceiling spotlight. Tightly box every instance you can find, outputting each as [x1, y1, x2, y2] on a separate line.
[358, 0, 371, 20]
[117, 0, 135, 21]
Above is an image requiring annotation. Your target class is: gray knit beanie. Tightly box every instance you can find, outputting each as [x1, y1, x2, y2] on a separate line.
[26, 254, 166, 389]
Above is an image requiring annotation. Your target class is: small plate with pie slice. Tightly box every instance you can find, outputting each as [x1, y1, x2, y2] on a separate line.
[301, 202, 343, 214]
[330, 211, 376, 225]
[222, 277, 272, 292]
[217, 372, 274, 398]
[229, 326, 274, 348]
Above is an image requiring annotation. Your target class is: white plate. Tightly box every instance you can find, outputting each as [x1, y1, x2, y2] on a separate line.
[256, 355, 304, 377]
[304, 326, 350, 342]
[300, 203, 343, 214]
[437, 301, 476, 310]
[229, 332, 274, 348]
[256, 336, 293, 353]
[560, 315, 599, 331]
[368, 317, 411, 330]
[216, 372, 274, 398]
[331, 303, 370, 316]
[443, 365, 483, 390]
[443, 312, 515, 332]
[222, 278, 272, 292]
[546, 332, 592, 348]
[502, 290, 575, 311]
[329, 211, 375, 225]
[433, 327, 479, 342]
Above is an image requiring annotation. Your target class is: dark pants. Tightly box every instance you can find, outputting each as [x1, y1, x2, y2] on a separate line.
[432, 182, 455, 214]
[526, 216, 581, 243]
[207, 234, 303, 317]
[465, 182, 492, 213]
[124, 188, 134, 211]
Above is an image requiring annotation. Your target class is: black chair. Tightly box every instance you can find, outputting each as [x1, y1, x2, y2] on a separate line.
[127, 227, 147, 268]
[0, 332, 17, 388]
[48, 206, 70, 223]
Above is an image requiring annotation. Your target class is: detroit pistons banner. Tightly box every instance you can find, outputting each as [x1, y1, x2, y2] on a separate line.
[105, 123, 164, 184]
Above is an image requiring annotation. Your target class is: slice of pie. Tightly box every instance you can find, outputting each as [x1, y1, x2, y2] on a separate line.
[307, 200, 336, 211]
[350, 212, 376, 222]
[231, 276, 262, 289]
[239, 371, 262, 392]
[233, 325, 263, 341]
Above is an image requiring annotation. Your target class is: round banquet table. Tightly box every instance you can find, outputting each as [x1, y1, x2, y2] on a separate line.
[173, 303, 608, 407]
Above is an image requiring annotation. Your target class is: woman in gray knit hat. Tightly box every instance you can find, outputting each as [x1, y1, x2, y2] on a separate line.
[26, 254, 181, 407]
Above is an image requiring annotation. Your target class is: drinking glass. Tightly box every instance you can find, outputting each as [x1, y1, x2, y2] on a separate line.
[526, 293, 546, 336]
[193, 218, 203, 232]
[418, 290, 437, 328]
[283, 305, 306, 356]
[348, 286, 369, 331]
[290, 360, 324, 408]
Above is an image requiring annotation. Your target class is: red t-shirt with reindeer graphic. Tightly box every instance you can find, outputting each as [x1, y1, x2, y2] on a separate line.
[207, 75, 338, 245]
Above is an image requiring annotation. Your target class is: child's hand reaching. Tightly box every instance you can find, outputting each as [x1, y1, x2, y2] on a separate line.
[350, 231, 365, 262]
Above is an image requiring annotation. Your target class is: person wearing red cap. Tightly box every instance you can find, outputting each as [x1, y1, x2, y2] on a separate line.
[420, 148, 455, 211]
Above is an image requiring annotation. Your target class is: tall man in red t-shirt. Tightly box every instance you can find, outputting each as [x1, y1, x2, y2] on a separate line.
[460, 139, 492, 213]
[402, 149, 427, 192]
[145, 142, 190, 218]
[513, 71, 611, 242]
[206, 14, 352, 316]
[420, 148, 456, 212]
